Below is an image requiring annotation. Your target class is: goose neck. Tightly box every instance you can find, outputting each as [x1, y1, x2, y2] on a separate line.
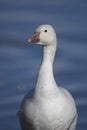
[42, 44, 56, 64]
[34, 44, 58, 98]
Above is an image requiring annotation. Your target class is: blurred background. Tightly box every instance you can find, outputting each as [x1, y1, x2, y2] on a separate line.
[0, 0, 87, 130]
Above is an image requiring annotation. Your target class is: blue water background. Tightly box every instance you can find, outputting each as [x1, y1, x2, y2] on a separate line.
[0, 0, 87, 130]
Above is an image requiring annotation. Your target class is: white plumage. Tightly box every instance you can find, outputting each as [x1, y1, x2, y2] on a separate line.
[18, 24, 77, 130]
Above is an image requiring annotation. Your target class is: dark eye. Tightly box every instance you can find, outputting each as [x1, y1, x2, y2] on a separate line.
[44, 30, 47, 32]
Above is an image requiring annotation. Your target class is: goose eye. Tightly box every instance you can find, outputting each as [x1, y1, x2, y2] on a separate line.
[44, 30, 47, 32]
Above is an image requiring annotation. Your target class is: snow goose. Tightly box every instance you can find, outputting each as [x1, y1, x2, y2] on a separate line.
[18, 24, 77, 130]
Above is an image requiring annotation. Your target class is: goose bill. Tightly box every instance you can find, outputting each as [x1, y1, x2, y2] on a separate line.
[27, 32, 40, 43]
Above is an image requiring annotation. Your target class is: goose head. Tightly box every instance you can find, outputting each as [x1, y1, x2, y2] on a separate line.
[28, 24, 57, 46]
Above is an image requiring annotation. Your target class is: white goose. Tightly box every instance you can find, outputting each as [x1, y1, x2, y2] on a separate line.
[18, 24, 77, 130]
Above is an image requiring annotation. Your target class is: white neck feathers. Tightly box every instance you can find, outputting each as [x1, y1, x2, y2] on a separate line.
[34, 43, 58, 98]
